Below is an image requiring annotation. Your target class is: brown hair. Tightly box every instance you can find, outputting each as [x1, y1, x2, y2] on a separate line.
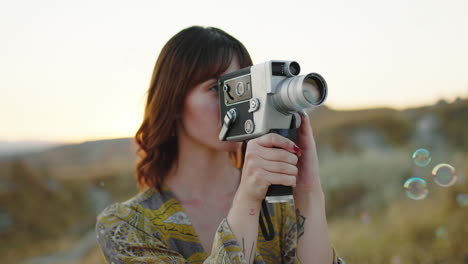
[134, 26, 253, 192]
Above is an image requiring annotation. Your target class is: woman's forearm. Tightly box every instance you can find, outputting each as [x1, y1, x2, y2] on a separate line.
[294, 189, 334, 264]
[226, 194, 261, 264]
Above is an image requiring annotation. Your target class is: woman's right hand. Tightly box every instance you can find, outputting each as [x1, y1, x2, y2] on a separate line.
[235, 133, 301, 205]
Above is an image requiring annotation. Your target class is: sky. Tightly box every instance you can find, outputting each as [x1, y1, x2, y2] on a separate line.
[0, 0, 467, 143]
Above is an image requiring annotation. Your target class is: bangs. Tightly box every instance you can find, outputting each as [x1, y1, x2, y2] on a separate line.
[188, 28, 252, 88]
[190, 48, 234, 86]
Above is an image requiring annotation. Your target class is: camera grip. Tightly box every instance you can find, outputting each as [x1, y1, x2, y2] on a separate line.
[260, 113, 300, 240]
[266, 126, 297, 203]
[266, 184, 292, 197]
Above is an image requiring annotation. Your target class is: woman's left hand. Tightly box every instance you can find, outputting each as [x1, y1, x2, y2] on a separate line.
[293, 110, 334, 264]
[294, 110, 324, 197]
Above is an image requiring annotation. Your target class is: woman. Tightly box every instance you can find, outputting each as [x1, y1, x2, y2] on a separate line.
[96, 26, 344, 264]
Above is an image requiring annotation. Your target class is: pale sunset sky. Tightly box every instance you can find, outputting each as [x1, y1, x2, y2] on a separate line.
[1, 0, 467, 143]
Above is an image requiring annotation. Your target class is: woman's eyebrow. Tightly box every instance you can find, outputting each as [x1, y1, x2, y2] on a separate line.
[205, 79, 217, 86]
[196, 79, 216, 90]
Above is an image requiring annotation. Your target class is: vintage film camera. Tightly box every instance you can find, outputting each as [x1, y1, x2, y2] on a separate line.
[218, 60, 328, 203]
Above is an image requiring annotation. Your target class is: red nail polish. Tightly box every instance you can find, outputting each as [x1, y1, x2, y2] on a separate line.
[293, 145, 301, 153]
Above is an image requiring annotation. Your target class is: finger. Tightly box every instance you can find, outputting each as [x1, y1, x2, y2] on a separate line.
[255, 133, 299, 154]
[298, 110, 312, 132]
[264, 171, 297, 187]
[297, 110, 316, 150]
[260, 159, 298, 176]
[258, 147, 299, 165]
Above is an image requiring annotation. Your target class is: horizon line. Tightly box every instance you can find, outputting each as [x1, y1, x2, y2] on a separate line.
[1, 96, 466, 145]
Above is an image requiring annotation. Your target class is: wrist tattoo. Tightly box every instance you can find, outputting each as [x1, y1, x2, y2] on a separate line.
[242, 238, 255, 263]
[248, 241, 255, 263]
[242, 238, 245, 255]
[296, 208, 306, 239]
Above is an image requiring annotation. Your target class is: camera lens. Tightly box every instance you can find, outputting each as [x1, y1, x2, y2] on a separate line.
[272, 73, 327, 113]
[302, 78, 320, 104]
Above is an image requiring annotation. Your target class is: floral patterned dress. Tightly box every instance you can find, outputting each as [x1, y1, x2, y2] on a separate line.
[96, 186, 343, 263]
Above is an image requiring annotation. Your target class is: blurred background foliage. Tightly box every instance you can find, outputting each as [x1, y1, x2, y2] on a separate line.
[0, 98, 467, 263]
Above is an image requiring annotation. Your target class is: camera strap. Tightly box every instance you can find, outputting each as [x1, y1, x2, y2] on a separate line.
[259, 199, 275, 241]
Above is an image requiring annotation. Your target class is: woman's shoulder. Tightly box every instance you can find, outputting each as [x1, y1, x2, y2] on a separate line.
[96, 186, 185, 229]
[96, 186, 179, 238]
[103, 185, 171, 212]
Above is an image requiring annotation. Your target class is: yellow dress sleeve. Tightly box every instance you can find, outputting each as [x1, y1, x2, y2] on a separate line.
[204, 218, 249, 263]
[96, 203, 186, 263]
[96, 203, 249, 264]
[280, 201, 300, 264]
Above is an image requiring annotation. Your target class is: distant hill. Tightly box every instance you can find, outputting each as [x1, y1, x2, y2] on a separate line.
[0, 141, 64, 158]
[0, 138, 137, 180]
[309, 98, 468, 153]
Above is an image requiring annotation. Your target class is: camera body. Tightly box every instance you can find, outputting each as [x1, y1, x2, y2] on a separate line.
[218, 60, 327, 142]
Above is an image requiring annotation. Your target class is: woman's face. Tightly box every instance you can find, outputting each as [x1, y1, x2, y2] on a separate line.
[179, 57, 242, 152]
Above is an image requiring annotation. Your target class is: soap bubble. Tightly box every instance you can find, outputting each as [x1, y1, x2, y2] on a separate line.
[432, 163, 457, 187]
[435, 226, 447, 239]
[456, 194, 468, 207]
[404, 177, 428, 200]
[412, 148, 431, 167]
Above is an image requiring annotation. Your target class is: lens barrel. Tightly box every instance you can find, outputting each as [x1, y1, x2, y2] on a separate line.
[272, 73, 327, 113]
